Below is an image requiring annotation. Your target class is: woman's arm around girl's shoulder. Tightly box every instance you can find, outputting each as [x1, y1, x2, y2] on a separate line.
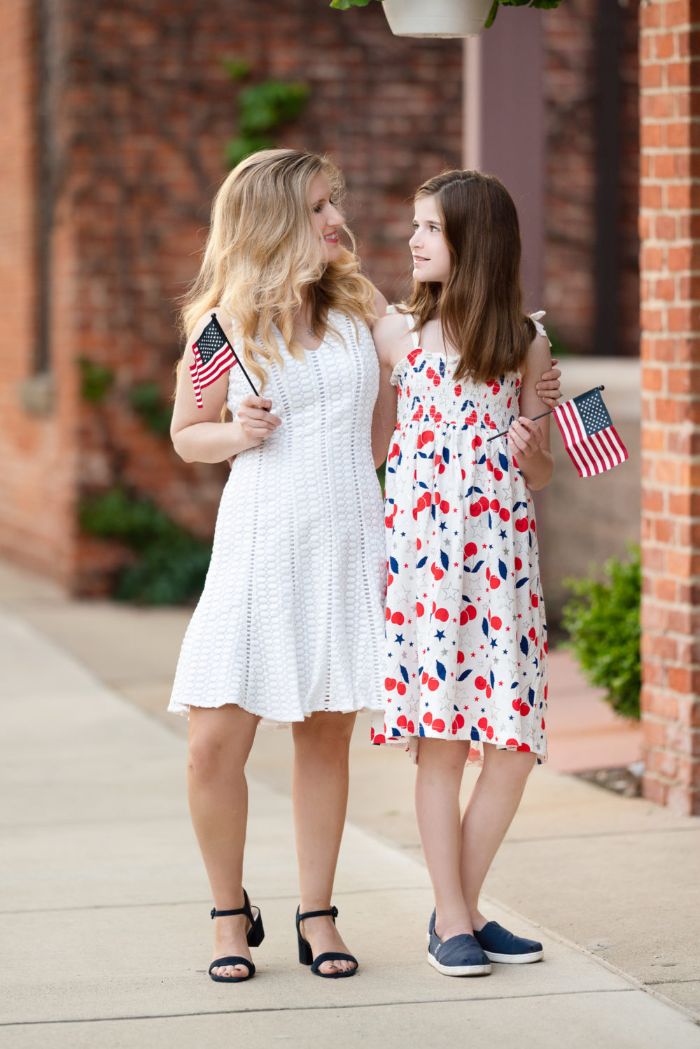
[370, 304, 414, 469]
[170, 310, 280, 465]
[507, 332, 555, 492]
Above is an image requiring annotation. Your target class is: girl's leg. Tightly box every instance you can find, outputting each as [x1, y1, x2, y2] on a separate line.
[292, 711, 357, 975]
[460, 744, 536, 930]
[415, 738, 471, 938]
[187, 704, 260, 978]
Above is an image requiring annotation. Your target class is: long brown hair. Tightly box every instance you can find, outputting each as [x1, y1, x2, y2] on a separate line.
[180, 149, 376, 390]
[402, 170, 535, 383]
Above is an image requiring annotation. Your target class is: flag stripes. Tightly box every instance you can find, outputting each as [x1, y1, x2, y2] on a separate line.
[189, 316, 239, 408]
[553, 390, 628, 478]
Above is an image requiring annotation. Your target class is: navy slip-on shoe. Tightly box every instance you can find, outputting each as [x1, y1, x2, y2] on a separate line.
[473, 921, 543, 964]
[427, 910, 492, 977]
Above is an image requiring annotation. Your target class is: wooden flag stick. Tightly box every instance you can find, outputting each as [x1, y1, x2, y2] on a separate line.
[486, 385, 605, 442]
[210, 312, 261, 399]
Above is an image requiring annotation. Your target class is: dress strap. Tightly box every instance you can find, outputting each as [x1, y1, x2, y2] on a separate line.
[529, 310, 551, 347]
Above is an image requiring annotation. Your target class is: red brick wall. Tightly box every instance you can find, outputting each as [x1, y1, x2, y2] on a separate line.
[639, 0, 700, 815]
[0, 0, 462, 593]
[0, 0, 78, 585]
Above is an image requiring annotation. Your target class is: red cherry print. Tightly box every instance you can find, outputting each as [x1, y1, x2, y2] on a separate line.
[397, 714, 407, 729]
[416, 601, 425, 617]
[454, 713, 465, 729]
[417, 538, 422, 550]
[431, 563, 445, 581]
[435, 607, 450, 622]
[472, 436, 482, 449]
[391, 611, 405, 624]
[440, 499, 450, 514]
[531, 594, 539, 608]
[514, 557, 523, 571]
[489, 576, 501, 589]
[494, 469, 503, 481]
[407, 720, 415, 733]
[423, 711, 433, 726]
[421, 671, 429, 684]
[428, 677, 440, 691]
[432, 718, 446, 733]
[457, 651, 465, 664]
[373, 733, 386, 744]
[515, 518, 529, 532]
[385, 608, 392, 621]
[512, 698, 522, 711]
[517, 742, 531, 752]
[397, 682, 407, 696]
[469, 503, 482, 518]
[485, 685, 492, 699]
[506, 737, 518, 747]
[455, 384, 462, 396]
[464, 542, 478, 558]
[490, 616, 502, 630]
[477, 716, 488, 730]
[384, 677, 396, 691]
[479, 495, 489, 511]
[528, 627, 537, 640]
[499, 508, 510, 521]
[490, 498, 500, 512]
[475, 676, 487, 691]
[519, 705, 529, 717]
[486, 725, 494, 740]
[387, 573, 394, 586]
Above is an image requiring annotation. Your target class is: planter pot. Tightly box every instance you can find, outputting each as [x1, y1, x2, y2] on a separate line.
[382, 0, 494, 38]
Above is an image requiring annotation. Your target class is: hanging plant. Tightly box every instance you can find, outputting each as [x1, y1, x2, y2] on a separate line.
[330, 0, 563, 37]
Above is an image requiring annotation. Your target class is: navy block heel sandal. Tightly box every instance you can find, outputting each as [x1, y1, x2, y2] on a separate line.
[295, 905, 359, 979]
[208, 889, 265, 983]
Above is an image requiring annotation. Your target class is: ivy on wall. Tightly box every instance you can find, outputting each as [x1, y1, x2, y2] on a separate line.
[223, 58, 310, 168]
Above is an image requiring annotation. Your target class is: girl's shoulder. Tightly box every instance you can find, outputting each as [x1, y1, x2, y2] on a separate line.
[521, 311, 552, 380]
[373, 306, 415, 361]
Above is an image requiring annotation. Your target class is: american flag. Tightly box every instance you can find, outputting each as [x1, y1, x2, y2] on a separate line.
[189, 316, 238, 408]
[553, 386, 628, 478]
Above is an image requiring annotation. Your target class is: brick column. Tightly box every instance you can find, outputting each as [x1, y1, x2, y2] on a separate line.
[640, 0, 700, 814]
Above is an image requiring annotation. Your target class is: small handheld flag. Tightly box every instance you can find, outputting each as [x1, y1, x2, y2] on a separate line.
[189, 313, 260, 408]
[553, 386, 628, 478]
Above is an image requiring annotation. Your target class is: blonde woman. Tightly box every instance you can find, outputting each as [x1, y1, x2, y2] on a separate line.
[169, 149, 387, 982]
[169, 149, 561, 984]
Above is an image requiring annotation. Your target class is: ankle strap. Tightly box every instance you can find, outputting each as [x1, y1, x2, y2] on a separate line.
[298, 905, 339, 922]
[211, 889, 252, 921]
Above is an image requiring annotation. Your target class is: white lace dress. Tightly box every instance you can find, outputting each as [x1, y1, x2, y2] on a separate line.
[169, 310, 386, 721]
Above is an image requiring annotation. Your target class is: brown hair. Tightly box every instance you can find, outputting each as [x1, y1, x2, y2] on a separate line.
[402, 169, 535, 383]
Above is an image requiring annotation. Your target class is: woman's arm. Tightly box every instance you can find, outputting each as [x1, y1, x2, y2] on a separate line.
[507, 334, 554, 491]
[170, 323, 280, 464]
[370, 310, 412, 469]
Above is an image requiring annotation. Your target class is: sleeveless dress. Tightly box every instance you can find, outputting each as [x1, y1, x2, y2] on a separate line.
[169, 309, 386, 721]
[372, 312, 548, 760]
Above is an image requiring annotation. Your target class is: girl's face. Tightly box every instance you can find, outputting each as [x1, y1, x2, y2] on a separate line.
[410, 195, 451, 284]
[308, 172, 345, 262]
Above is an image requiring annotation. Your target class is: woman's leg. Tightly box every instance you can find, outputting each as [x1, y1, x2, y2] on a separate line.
[187, 704, 260, 978]
[292, 711, 357, 975]
[415, 738, 471, 939]
[460, 744, 536, 930]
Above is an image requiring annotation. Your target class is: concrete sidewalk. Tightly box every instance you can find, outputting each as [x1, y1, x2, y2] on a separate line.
[1, 562, 699, 1047]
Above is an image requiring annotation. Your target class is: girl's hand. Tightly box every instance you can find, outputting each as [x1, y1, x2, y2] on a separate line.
[508, 416, 544, 459]
[235, 395, 281, 446]
[535, 357, 561, 408]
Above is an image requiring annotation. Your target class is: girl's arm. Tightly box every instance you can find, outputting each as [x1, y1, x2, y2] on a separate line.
[371, 309, 411, 469]
[170, 321, 280, 464]
[508, 334, 554, 491]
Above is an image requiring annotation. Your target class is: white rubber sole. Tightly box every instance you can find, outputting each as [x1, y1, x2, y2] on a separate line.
[427, 951, 492, 977]
[483, 949, 544, 964]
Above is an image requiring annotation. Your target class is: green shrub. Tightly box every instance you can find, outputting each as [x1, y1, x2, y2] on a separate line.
[80, 487, 211, 605]
[561, 547, 641, 720]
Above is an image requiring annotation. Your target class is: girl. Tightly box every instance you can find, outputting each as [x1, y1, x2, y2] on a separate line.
[169, 151, 560, 984]
[371, 170, 552, 977]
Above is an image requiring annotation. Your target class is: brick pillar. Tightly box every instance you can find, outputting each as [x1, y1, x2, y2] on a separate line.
[640, 0, 700, 814]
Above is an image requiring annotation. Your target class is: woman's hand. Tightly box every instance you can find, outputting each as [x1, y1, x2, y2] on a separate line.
[235, 395, 281, 446]
[508, 416, 544, 460]
[535, 357, 561, 409]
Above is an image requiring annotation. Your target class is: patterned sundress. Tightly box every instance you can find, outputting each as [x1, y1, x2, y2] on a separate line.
[372, 312, 548, 761]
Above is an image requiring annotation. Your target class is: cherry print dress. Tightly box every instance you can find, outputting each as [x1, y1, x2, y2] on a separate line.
[372, 312, 548, 760]
[169, 309, 386, 721]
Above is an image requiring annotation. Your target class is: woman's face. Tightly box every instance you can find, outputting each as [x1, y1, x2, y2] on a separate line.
[409, 194, 451, 284]
[308, 172, 345, 263]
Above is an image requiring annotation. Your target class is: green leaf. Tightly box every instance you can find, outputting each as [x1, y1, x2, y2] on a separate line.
[330, 0, 379, 9]
[222, 57, 251, 82]
[78, 357, 115, 404]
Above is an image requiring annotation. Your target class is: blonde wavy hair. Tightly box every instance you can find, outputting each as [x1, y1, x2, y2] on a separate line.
[180, 148, 376, 390]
